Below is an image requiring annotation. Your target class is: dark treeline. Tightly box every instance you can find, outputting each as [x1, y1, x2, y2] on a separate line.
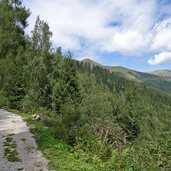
[0, 1, 171, 170]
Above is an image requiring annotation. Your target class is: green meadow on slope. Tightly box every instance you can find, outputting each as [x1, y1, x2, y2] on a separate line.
[82, 58, 171, 93]
[0, 0, 171, 170]
[149, 70, 171, 81]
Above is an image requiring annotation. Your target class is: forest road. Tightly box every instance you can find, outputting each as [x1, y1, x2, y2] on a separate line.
[0, 109, 53, 171]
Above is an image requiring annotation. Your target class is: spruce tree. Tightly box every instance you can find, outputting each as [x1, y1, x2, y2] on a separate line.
[0, 0, 30, 108]
[0, 0, 30, 58]
[24, 16, 53, 110]
[31, 16, 52, 53]
[53, 51, 81, 113]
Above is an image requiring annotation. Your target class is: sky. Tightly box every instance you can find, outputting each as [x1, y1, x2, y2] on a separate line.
[23, 0, 171, 72]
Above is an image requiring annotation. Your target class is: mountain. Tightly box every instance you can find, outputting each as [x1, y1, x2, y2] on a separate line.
[82, 58, 139, 80]
[82, 58, 103, 68]
[149, 70, 171, 81]
[81, 58, 171, 93]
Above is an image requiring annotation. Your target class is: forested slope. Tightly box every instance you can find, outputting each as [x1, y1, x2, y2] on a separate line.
[149, 70, 171, 81]
[81, 59, 171, 93]
[0, 0, 171, 170]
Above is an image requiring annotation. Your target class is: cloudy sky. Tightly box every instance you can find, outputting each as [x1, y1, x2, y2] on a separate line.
[23, 0, 171, 71]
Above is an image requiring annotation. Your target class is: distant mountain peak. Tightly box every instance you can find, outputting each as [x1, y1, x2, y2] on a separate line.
[82, 58, 94, 62]
[80, 58, 139, 80]
[148, 70, 171, 81]
[80, 58, 171, 85]
[81, 58, 102, 67]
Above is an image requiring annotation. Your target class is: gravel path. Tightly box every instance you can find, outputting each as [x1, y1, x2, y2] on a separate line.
[0, 109, 53, 171]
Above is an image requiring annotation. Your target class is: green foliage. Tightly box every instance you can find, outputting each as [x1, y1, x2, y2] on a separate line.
[0, 0, 30, 58]
[0, 0, 30, 108]
[22, 16, 53, 111]
[0, 90, 9, 107]
[1, 2, 171, 170]
[3, 48, 28, 108]
[24, 54, 52, 110]
[3, 134, 20, 162]
[81, 59, 171, 93]
[31, 15, 52, 53]
[52, 52, 81, 113]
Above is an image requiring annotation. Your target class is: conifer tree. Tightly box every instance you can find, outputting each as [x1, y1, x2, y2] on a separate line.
[0, 0, 30, 58]
[53, 51, 81, 113]
[31, 16, 52, 53]
[0, 0, 30, 107]
[24, 16, 53, 110]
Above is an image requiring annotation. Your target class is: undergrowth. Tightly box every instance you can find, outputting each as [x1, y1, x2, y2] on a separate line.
[9, 109, 171, 171]
[3, 134, 20, 162]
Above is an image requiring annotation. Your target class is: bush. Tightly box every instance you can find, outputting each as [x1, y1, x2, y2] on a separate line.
[0, 90, 9, 107]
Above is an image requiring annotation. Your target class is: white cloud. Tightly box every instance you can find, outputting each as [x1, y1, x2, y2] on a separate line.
[112, 30, 150, 54]
[23, 0, 171, 65]
[151, 17, 171, 52]
[148, 51, 171, 65]
[147, 17, 171, 65]
[24, 0, 115, 51]
[24, 0, 155, 50]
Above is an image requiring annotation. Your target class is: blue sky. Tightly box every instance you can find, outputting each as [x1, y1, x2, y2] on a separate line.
[23, 0, 171, 72]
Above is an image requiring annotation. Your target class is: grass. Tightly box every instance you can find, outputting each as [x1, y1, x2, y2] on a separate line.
[5, 109, 171, 171]
[5, 137, 13, 143]
[21, 138, 26, 142]
[3, 134, 21, 162]
[7, 110, 108, 171]
[26, 118, 97, 171]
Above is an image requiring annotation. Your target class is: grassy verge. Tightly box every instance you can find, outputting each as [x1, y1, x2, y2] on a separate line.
[3, 133, 21, 162]
[6, 109, 171, 171]
[7, 110, 105, 171]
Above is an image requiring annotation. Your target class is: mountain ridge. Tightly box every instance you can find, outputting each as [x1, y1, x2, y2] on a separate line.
[82, 58, 171, 75]
[81, 58, 139, 80]
[148, 70, 171, 81]
[81, 58, 171, 93]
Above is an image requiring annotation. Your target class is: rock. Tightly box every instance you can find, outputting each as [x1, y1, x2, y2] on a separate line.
[32, 114, 40, 120]
[35, 115, 40, 120]
[32, 114, 36, 118]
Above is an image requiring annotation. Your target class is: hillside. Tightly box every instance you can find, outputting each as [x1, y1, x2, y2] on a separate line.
[149, 70, 171, 81]
[82, 58, 139, 80]
[81, 58, 171, 93]
[1, 1, 171, 170]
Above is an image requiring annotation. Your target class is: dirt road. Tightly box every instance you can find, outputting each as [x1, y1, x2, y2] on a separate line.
[0, 109, 52, 171]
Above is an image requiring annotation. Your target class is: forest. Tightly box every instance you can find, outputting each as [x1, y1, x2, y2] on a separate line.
[0, 0, 171, 170]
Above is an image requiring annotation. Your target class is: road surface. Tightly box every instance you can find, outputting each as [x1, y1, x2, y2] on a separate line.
[0, 109, 52, 171]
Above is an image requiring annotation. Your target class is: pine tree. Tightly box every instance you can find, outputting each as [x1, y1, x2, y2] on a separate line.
[23, 16, 53, 110]
[3, 47, 28, 108]
[52, 51, 82, 113]
[0, 0, 30, 108]
[0, 0, 30, 58]
[31, 16, 52, 53]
